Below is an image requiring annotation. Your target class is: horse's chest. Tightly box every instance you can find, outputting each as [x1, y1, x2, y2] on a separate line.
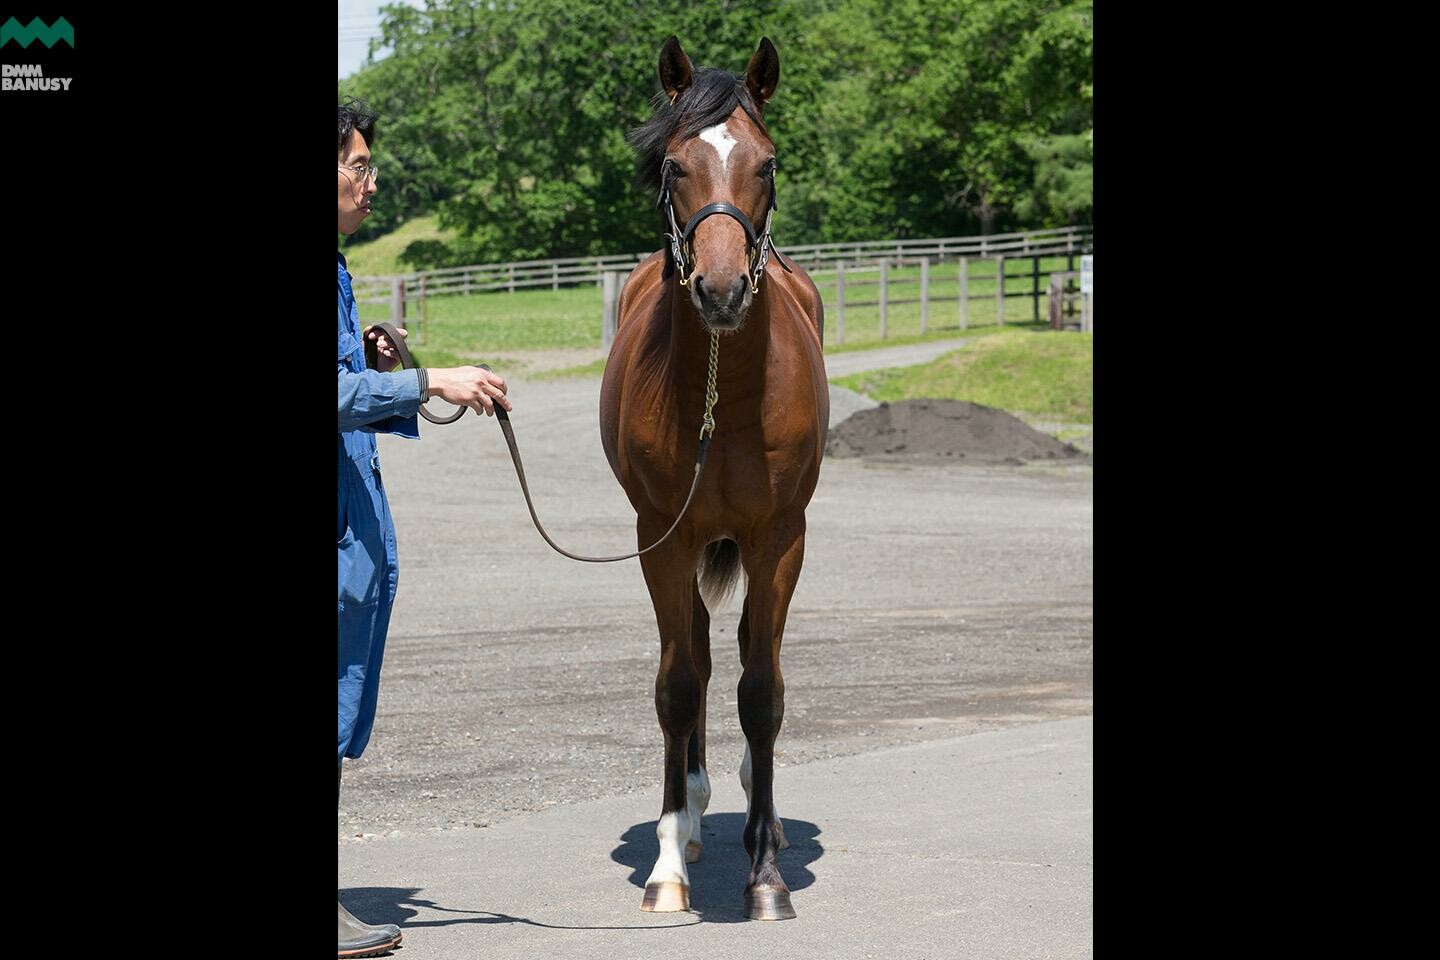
[713, 420, 818, 512]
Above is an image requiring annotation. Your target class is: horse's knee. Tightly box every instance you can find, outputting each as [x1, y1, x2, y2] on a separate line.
[737, 667, 784, 737]
[655, 664, 702, 731]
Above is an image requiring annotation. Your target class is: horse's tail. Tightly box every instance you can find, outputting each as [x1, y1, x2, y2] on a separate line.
[698, 538, 744, 610]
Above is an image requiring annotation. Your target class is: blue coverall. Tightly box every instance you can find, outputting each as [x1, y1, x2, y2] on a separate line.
[337, 251, 423, 763]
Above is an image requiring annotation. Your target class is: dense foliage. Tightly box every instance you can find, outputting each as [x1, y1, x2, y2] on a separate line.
[339, 0, 1091, 268]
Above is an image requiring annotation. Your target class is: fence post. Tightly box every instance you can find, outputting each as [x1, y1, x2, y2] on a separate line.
[959, 257, 969, 330]
[836, 260, 846, 344]
[391, 277, 405, 330]
[464, 268, 471, 296]
[419, 273, 428, 344]
[879, 258, 889, 340]
[601, 271, 619, 349]
[508, 264, 516, 294]
[1032, 255, 1040, 324]
[920, 257, 930, 334]
[552, 262, 559, 291]
[995, 255, 1005, 326]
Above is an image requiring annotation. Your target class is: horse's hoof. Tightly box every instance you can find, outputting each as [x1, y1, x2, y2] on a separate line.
[641, 882, 690, 912]
[685, 840, 703, 863]
[744, 884, 796, 921]
[773, 819, 789, 849]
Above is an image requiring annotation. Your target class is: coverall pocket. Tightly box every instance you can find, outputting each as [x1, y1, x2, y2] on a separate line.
[337, 331, 362, 369]
[337, 524, 382, 609]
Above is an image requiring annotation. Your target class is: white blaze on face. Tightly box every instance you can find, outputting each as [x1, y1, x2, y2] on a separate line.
[698, 123, 739, 174]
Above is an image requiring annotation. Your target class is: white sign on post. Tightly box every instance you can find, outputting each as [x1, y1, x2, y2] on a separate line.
[1080, 255, 1093, 294]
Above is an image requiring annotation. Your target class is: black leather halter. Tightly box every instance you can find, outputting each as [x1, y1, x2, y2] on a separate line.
[660, 159, 791, 291]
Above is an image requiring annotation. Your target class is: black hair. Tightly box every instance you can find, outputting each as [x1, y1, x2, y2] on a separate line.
[338, 97, 378, 154]
[627, 67, 769, 193]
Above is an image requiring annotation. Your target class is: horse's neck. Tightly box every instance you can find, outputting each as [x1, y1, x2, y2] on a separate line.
[667, 283, 772, 388]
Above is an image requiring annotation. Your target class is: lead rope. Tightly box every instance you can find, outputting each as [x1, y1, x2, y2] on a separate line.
[494, 329, 720, 563]
[363, 320, 722, 563]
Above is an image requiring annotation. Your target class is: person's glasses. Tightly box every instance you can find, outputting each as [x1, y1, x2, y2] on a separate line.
[339, 162, 379, 183]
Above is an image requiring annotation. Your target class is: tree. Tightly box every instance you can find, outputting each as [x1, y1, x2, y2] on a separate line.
[336, 0, 1093, 264]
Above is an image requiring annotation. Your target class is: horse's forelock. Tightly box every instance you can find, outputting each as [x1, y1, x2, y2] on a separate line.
[629, 67, 770, 194]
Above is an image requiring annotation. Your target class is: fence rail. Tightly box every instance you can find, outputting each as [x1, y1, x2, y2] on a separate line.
[351, 226, 1092, 303]
[353, 226, 1093, 346]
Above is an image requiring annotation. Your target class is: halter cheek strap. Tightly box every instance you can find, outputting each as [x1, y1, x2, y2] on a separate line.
[661, 161, 789, 291]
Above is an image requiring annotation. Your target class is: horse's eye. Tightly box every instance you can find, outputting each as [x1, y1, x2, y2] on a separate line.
[666, 160, 686, 178]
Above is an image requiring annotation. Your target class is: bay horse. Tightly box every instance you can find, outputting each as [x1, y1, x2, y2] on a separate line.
[599, 35, 828, 921]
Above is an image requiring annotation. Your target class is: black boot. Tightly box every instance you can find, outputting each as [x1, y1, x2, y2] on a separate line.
[339, 763, 402, 957]
[338, 901, 402, 958]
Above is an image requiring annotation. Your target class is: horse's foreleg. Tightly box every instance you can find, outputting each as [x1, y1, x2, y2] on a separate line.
[736, 514, 805, 920]
[686, 580, 712, 863]
[737, 597, 787, 851]
[638, 527, 701, 912]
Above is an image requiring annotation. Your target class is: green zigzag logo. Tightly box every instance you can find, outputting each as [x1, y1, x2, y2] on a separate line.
[0, 17, 74, 48]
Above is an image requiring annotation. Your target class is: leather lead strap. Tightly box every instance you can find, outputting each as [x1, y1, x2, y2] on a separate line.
[360, 320, 709, 563]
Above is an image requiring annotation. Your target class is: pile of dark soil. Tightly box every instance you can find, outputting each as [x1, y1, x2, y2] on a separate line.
[825, 399, 1084, 464]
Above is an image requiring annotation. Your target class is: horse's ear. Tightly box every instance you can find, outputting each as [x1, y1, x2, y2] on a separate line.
[659, 36, 693, 104]
[746, 37, 780, 107]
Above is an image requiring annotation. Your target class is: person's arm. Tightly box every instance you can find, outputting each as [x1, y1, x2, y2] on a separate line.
[337, 363, 423, 437]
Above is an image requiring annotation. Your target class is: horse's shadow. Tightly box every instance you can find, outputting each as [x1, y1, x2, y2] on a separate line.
[339, 814, 822, 932]
[339, 887, 701, 932]
[611, 812, 822, 924]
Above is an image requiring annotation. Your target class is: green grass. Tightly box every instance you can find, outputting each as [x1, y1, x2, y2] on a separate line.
[352, 253, 1081, 355]
[340, 215, 457, 276]
[358, 283, 606, 352]
[342, 241, 1088, 418]
[814, 255, 1075, 347]
[832, 328, 1092, 423]
[822, 322, 1000, 353]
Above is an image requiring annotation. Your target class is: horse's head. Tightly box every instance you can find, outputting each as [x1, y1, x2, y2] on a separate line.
[632, 36, 781, 332]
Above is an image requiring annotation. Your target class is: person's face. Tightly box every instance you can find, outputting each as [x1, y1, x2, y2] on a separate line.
[338, 128, 377, 235]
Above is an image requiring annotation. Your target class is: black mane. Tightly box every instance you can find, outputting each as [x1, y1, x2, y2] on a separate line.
[628, 67, 770, 193]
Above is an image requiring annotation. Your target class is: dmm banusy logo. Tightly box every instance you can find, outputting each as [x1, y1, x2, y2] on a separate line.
[0, 16, 74, 48]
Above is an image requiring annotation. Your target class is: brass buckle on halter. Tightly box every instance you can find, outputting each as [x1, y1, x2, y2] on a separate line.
[750, 236, 771, 294]
[678, 239, 694, 287]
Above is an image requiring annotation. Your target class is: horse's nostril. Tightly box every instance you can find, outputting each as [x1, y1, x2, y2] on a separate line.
[729, 277, 748, 309]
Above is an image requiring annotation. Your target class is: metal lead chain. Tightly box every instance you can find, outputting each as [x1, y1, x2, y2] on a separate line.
[699, 330, 719, 441]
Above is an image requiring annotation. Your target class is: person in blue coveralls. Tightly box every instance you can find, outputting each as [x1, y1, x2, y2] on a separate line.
[336, 98, 514, 959]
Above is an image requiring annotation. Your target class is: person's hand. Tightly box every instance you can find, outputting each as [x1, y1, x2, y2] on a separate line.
[365, 325, 407, 373]
[428, 366, 513, 417]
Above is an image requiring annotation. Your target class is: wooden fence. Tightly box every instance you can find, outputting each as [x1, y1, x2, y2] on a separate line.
[354, 225, 1094, 346]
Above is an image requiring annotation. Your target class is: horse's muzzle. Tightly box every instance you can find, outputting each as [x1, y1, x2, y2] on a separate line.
[693, 274, 752, 330]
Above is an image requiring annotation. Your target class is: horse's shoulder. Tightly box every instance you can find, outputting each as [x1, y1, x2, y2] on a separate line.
[631, 249, 666, 281]
[626, 250, 666, 291]
[771, 265, 825, 345]
[618, 251, 666, 327]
